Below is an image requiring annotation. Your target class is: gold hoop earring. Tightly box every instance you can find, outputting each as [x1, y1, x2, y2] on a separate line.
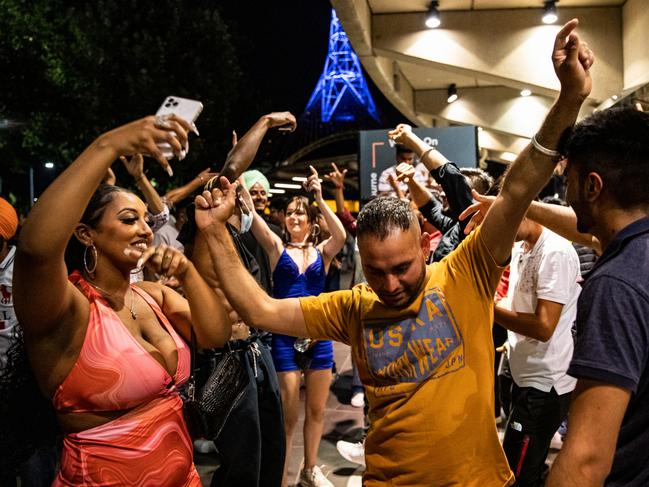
[84, 243, 97, 276]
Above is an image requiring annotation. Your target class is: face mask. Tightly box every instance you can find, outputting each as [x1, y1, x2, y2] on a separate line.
[239, 209, 253, 234]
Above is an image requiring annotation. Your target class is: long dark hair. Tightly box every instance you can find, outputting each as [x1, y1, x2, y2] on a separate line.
[283, 196, 322, 246]
[64, 184, 132, 273]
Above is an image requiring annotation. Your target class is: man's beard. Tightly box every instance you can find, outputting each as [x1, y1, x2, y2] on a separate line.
[571, 196, 594, 234]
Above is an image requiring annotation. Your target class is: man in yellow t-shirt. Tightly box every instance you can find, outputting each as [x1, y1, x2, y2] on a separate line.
[193, 19, 593, 486]
[301, 203, 511, 486]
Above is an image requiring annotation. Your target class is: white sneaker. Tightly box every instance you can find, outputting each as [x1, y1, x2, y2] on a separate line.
[336, 439, 366, 467]
[299, 465, 334, 487]
[193, 438, 216, 453]
[350, 391, 365, 408]
[550, 431, 563, 450]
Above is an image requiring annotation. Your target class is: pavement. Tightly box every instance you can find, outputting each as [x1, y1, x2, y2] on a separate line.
[196, 340, 365, 487]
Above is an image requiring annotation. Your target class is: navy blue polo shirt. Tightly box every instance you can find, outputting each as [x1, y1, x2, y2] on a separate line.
[569, 216, 649, 487]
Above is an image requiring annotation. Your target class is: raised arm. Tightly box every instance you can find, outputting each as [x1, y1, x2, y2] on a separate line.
[121, 154, 165, 214]
[527, 200, 600, 252]
[238, 182, 284, 268]
[324, 162, 347, 215]
[163, 167, 217, 207]
[13, 116, 189, 338]
[132, 245, 231, 348]
[398, 163, 433, 209]
[461, 191, 601, 253]
[325, 162, 357, 236]
[472, 19, 593, 264]
[307, 166, 346, 265]
[220, 111, 296, 182]
[194, 179, 308, 337]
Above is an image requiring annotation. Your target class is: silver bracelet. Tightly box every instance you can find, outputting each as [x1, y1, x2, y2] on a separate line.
[420, 147, 436, 160]
[531, 134, 561, 158]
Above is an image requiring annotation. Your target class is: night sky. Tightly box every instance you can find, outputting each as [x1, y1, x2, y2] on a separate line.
[219, 0, 403, 130]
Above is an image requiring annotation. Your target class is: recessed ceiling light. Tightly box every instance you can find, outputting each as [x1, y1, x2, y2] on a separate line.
[520, 89, 532, 97]
[425, 1, 441, 29]
[542, 1, 558, 25]
[447, 83, 458, 103]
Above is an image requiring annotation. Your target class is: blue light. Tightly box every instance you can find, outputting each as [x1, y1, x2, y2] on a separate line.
[305, 9, 379, 123]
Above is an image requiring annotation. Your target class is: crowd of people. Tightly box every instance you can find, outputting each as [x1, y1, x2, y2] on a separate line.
[1, 17, 649, 487]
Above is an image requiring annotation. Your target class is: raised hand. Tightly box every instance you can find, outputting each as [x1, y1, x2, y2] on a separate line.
[103, 167, 116, 185]
[194, 176, 239, 229]
[98, 114, 191, 176]
[387, 123, 414, 146]
[195, 167, 219, 187]
[264, 111, 297, 132]
[395, 162, 416, 183]
[127, 244, 191, 279]
[120, 154, 145, 180]
[458, 190, 496, 234]
[324, 162, 347, 189]
[304, 165, 323, 200]
[237, 178, 255, 214]
[552, 19, 594, 100]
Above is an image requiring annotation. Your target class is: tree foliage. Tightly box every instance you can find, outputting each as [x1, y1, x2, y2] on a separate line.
[0, 0, 246, 208]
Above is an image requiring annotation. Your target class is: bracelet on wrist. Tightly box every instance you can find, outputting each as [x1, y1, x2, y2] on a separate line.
[531, 134, 561, 158]
[134, 175, 146, 183]
[420, 147, 436, 160]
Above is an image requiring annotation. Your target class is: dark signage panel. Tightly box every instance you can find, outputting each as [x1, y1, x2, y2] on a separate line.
[359, 126, 478, 201]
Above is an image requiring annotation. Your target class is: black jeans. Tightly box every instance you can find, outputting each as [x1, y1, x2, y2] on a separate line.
[197, 337, 285, 487]
[503, 384, 571, 487]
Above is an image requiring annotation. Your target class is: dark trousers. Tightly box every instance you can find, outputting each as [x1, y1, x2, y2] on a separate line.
[197, 338, 285, 487]
[0, 442, 60, 487]
[503, 384, 571, 487]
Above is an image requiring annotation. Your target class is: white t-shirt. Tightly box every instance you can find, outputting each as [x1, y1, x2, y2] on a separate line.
[0, 246, 18, 366]
[506, 229, 580, 394]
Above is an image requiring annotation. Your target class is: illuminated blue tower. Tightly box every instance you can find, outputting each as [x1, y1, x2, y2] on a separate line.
[305, 9, 379, 123]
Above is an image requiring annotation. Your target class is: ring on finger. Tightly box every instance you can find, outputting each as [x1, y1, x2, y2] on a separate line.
[154, 114, 171, 129]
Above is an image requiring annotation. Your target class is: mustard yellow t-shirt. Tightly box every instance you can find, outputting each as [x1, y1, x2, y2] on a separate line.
[300, 227, 514, 487]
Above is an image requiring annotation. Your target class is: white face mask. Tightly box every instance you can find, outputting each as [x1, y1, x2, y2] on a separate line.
[239, 210, 253, 234]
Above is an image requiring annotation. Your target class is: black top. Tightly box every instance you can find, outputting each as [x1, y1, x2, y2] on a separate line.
[417, 163, 474, 262]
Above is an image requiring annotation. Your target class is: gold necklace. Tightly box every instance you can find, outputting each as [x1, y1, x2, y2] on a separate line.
[88, 281, 138, 320]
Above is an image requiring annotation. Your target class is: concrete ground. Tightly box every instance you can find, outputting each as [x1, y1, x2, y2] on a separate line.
[195, 340, 365, 486]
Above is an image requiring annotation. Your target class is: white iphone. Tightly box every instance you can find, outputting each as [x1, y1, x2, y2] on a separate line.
[155, 96, 203, 159]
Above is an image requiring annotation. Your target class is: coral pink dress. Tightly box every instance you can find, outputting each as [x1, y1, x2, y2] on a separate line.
[51, 272, 201, 486]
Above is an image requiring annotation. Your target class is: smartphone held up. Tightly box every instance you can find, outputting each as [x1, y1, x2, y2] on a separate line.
[155, 96, 203, 160]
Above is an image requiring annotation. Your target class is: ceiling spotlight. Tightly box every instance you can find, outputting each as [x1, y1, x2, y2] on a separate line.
[542, 1, 558, 25]
[611, 95, 619, 101]
[447, 83, 458, 104]
[425, 1, 441, 29]
[44, 162, 55, 169]
[520, 88, 532, 97]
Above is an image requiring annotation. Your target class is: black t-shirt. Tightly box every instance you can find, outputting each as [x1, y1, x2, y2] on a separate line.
[568, 217, 649, 486]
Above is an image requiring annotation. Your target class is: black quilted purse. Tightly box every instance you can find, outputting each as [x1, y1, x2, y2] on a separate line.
[183, 331, 249, 440]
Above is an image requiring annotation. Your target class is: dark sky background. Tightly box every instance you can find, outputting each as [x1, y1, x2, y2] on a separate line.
[219, 0, 403, 129]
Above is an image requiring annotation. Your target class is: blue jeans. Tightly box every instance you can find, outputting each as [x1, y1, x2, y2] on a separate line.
[197, 337, 285, 487]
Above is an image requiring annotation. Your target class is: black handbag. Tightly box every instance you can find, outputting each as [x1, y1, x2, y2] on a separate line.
[183, 330, 249, 440]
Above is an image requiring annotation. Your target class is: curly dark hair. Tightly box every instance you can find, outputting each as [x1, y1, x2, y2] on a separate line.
[0, 325, 61, 475]
[560, 107, 649, 210]
[64, 183, 133, 273]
